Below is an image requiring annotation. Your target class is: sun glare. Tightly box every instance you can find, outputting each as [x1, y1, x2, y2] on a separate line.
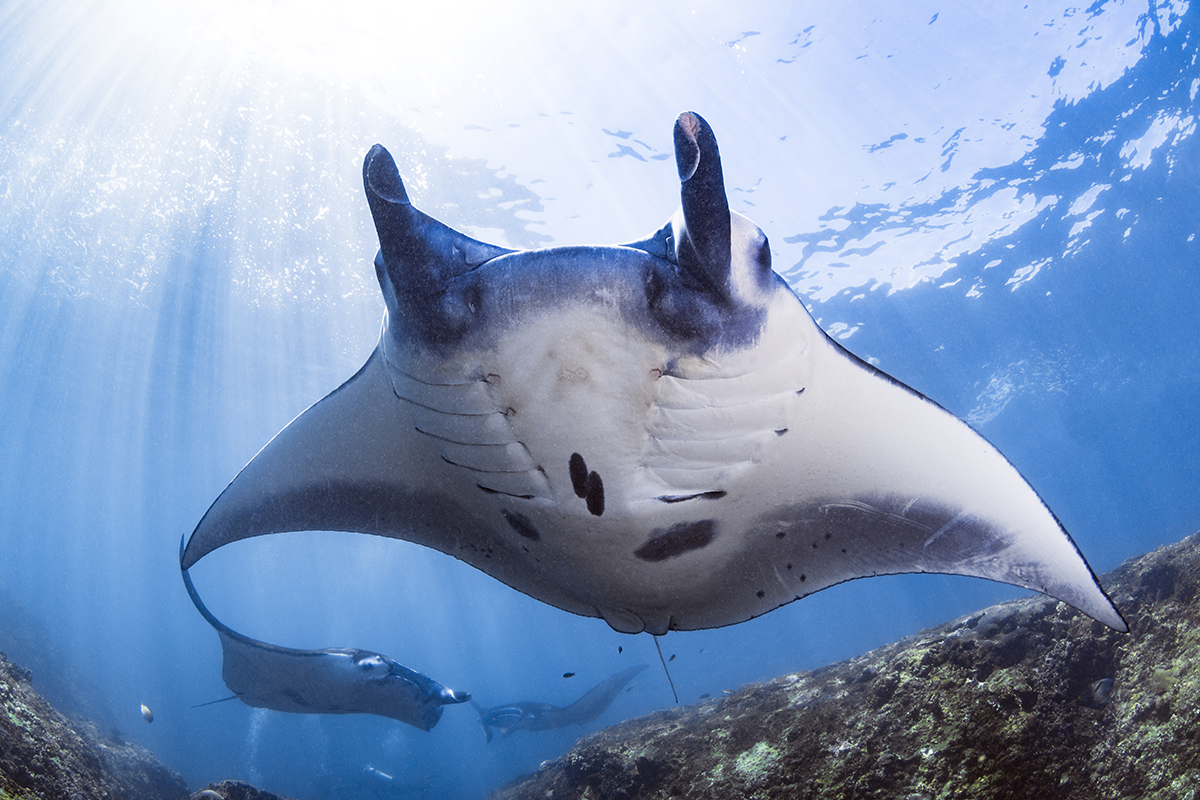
[113, 0, 542, 95]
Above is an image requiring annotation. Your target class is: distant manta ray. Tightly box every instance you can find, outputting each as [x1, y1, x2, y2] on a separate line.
[472, 665, 649, 742]
[181, 111, 1126, 731]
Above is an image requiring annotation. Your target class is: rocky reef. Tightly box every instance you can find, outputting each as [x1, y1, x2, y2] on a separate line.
[488, 532, 1200, 800]
[0, 643, 297, 800]
[0, 648, 188, 800]
[0, 605, 296, 800]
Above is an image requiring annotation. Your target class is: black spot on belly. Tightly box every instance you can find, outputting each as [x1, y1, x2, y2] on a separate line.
[569, 453, 604, 516]
[756, 590, 765, 598]
[634, 520, 717, 562]
[501, 509, 540, 541]
[569, 453, 589, 498]
[585, 471, 604, 516]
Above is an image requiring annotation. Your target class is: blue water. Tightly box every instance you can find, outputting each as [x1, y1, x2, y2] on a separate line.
[1, 1, 1197, 797]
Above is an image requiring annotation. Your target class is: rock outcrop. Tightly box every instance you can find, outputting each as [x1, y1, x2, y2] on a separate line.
[0, 650, 189, 800]
[489, 532, 1200, 799]
[0, 603, 300, 800]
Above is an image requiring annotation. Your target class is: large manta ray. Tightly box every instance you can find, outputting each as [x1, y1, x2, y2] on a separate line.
[472, 665, 649, 742]
[181, 111, 1126, 730]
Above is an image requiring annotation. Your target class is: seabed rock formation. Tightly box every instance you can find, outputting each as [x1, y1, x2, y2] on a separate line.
[0, 644, 296, 800]
[0, 649, 189, 800]
[489, 532, 1200, 800]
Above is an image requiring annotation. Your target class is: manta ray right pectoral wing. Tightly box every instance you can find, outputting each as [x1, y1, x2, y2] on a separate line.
[697, 325, 1129, 634]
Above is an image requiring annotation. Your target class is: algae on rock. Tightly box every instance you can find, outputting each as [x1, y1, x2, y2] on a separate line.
[488, 532, 1200, 800]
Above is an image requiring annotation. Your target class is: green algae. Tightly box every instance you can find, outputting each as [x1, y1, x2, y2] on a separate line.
[1148, 667, 1178, 695]
[733, 741, 779, 782]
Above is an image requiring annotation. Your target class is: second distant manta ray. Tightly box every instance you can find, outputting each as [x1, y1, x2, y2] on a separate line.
[181, 111, 1126, 729]
[473, 665, 649, 742]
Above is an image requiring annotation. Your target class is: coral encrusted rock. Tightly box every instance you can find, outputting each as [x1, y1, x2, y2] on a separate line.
[488, 532, 1200, 800]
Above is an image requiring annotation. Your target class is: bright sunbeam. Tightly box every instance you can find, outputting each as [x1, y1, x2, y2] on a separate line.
[98, 0, 570, 113]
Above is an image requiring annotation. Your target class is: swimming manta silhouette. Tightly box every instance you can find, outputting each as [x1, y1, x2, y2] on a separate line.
[472, 665, 649, 742]
[181, 111, 1126, 730]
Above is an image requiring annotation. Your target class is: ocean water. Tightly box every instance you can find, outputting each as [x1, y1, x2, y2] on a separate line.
[1, 1, 1197, 797]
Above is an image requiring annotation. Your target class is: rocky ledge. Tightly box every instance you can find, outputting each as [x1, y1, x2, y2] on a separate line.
[0, 606, 295, 800]
[489, 532, 1200, 800]
[0, 649, 188, 800]
[0, 650, 294, 800]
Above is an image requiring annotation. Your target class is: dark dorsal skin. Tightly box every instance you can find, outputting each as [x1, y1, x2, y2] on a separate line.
[180, 111, 1125, 729]
[472, 665, 648, 742]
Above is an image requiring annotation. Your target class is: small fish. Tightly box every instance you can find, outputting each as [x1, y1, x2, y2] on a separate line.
[140, 703, 153, 723]
[1086, 677, 1115, 708]
[700, 693, 711, 699]
[563, 672, 575, 678]
[669, 654, 676, 662]
[722, 689, 734, 696]
[618, 646, 622, 654]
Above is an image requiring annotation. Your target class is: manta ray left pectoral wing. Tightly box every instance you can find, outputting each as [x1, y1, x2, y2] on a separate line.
[181, 346, 467, 568]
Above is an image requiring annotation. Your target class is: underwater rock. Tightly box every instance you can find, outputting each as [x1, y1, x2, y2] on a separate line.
[192, 780, 294, 800]
[488, 531, 1200, 800]
[0, 649, 190, 800]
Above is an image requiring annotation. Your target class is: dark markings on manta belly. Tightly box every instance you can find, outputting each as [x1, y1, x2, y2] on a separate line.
[585, 471, 604, 516]
[569, 453, 589, 497]
[569, 453, 605, 516]
[656, 490, 727, 503]
[634, 519, 716, 562]
[501, 509, 540, 541]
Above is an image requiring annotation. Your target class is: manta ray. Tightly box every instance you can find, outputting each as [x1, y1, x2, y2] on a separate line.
[472, 665, 649, 742]
[180, 565, 468, 730]
[181, 111, 1126, 730]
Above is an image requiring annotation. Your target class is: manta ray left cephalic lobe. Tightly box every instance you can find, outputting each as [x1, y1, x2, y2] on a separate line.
[181, 111, 1126, 729]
